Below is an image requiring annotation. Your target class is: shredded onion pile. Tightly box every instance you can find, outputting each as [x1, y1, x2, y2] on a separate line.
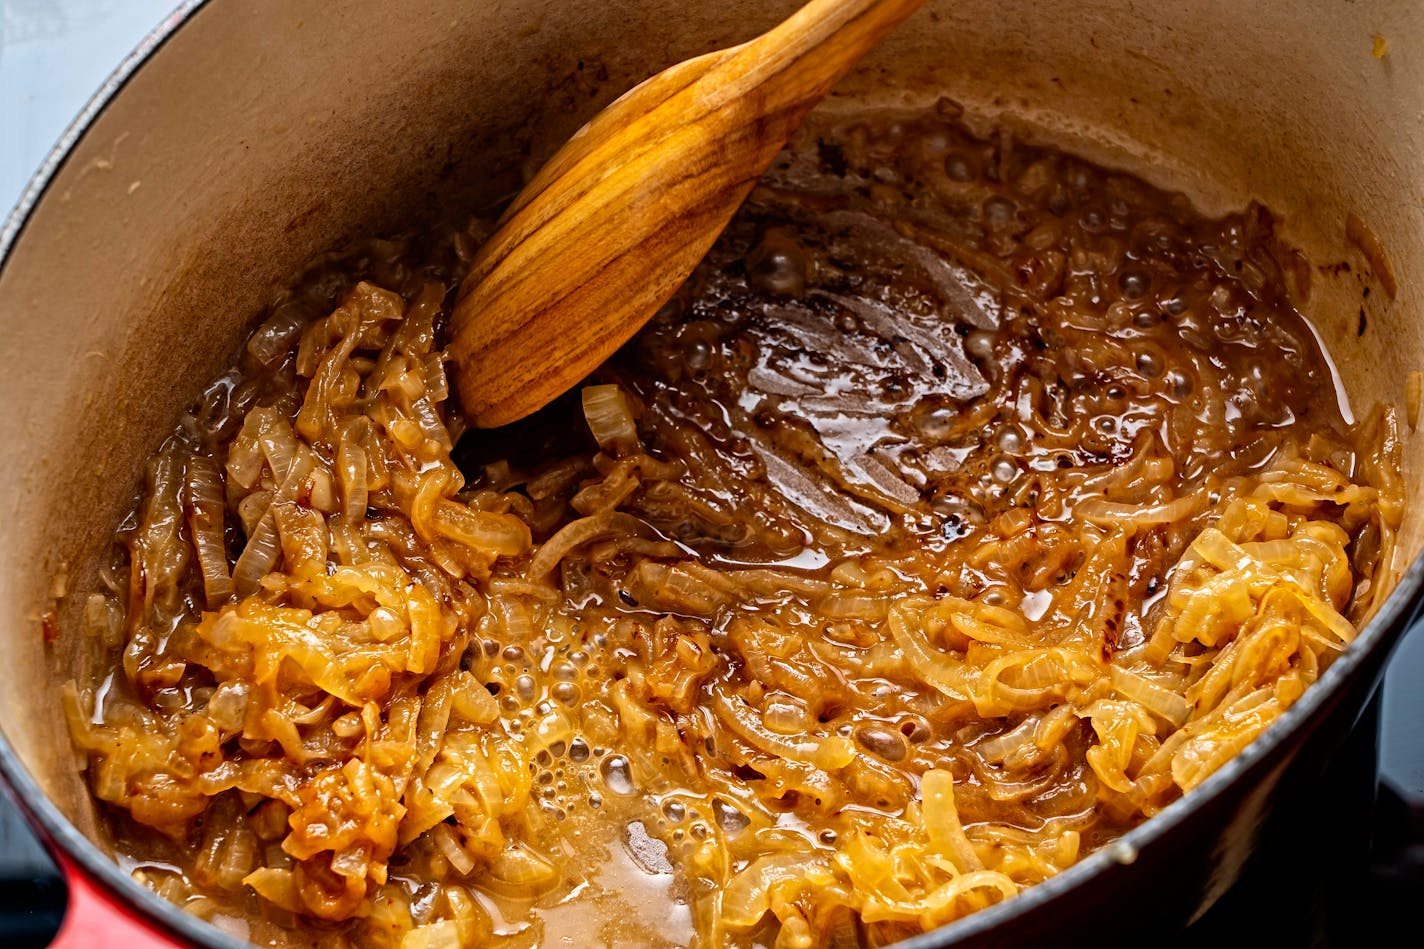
[64, 104, 1403, 948]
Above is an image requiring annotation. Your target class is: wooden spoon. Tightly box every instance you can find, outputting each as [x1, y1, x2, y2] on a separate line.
[448, 0, 925, 428]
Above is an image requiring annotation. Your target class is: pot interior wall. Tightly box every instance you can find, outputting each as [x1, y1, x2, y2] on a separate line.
[0, 0, 1419, 908]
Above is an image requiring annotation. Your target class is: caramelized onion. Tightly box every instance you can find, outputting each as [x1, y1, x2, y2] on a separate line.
[231, 510, 280, 599]
[526, 511, 656, 580]
[62, 105, 1404, 949]
[582, 384, 640, 455]
[184, 454, 233, 608]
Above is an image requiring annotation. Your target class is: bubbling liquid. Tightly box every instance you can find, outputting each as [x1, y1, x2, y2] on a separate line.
[66, 102, 1402, 949]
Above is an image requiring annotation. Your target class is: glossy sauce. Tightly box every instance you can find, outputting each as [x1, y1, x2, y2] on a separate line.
[69, 102, 1400, 949]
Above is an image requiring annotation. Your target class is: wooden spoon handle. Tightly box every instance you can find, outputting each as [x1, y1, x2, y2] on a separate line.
[450, 0, 925, 428]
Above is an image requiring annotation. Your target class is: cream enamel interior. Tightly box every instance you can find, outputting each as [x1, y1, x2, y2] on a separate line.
[0, 0, 1420, 926]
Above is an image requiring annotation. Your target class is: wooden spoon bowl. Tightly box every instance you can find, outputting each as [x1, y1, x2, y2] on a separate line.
[447, 0, 925, 428]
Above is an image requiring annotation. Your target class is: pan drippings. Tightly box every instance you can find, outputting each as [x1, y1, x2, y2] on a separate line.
[66, 103, 1402, 948]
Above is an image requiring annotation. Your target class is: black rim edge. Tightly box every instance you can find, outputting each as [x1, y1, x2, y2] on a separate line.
[1, 5, 1421, 947]
[0, 3, 246, 947]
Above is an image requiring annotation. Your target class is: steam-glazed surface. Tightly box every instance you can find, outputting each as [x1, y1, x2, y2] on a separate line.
[65, 104, 1402, 947]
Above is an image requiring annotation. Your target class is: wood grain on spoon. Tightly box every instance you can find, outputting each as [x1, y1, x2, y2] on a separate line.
[448, 0, 926, 428]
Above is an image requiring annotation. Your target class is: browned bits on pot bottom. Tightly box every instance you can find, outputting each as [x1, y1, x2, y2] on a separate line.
[64, 103, 1403, 948]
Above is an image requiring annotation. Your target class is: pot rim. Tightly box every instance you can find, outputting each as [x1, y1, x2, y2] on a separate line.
[0, 5, 246, 945]
[0, 3, 1421, 946]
